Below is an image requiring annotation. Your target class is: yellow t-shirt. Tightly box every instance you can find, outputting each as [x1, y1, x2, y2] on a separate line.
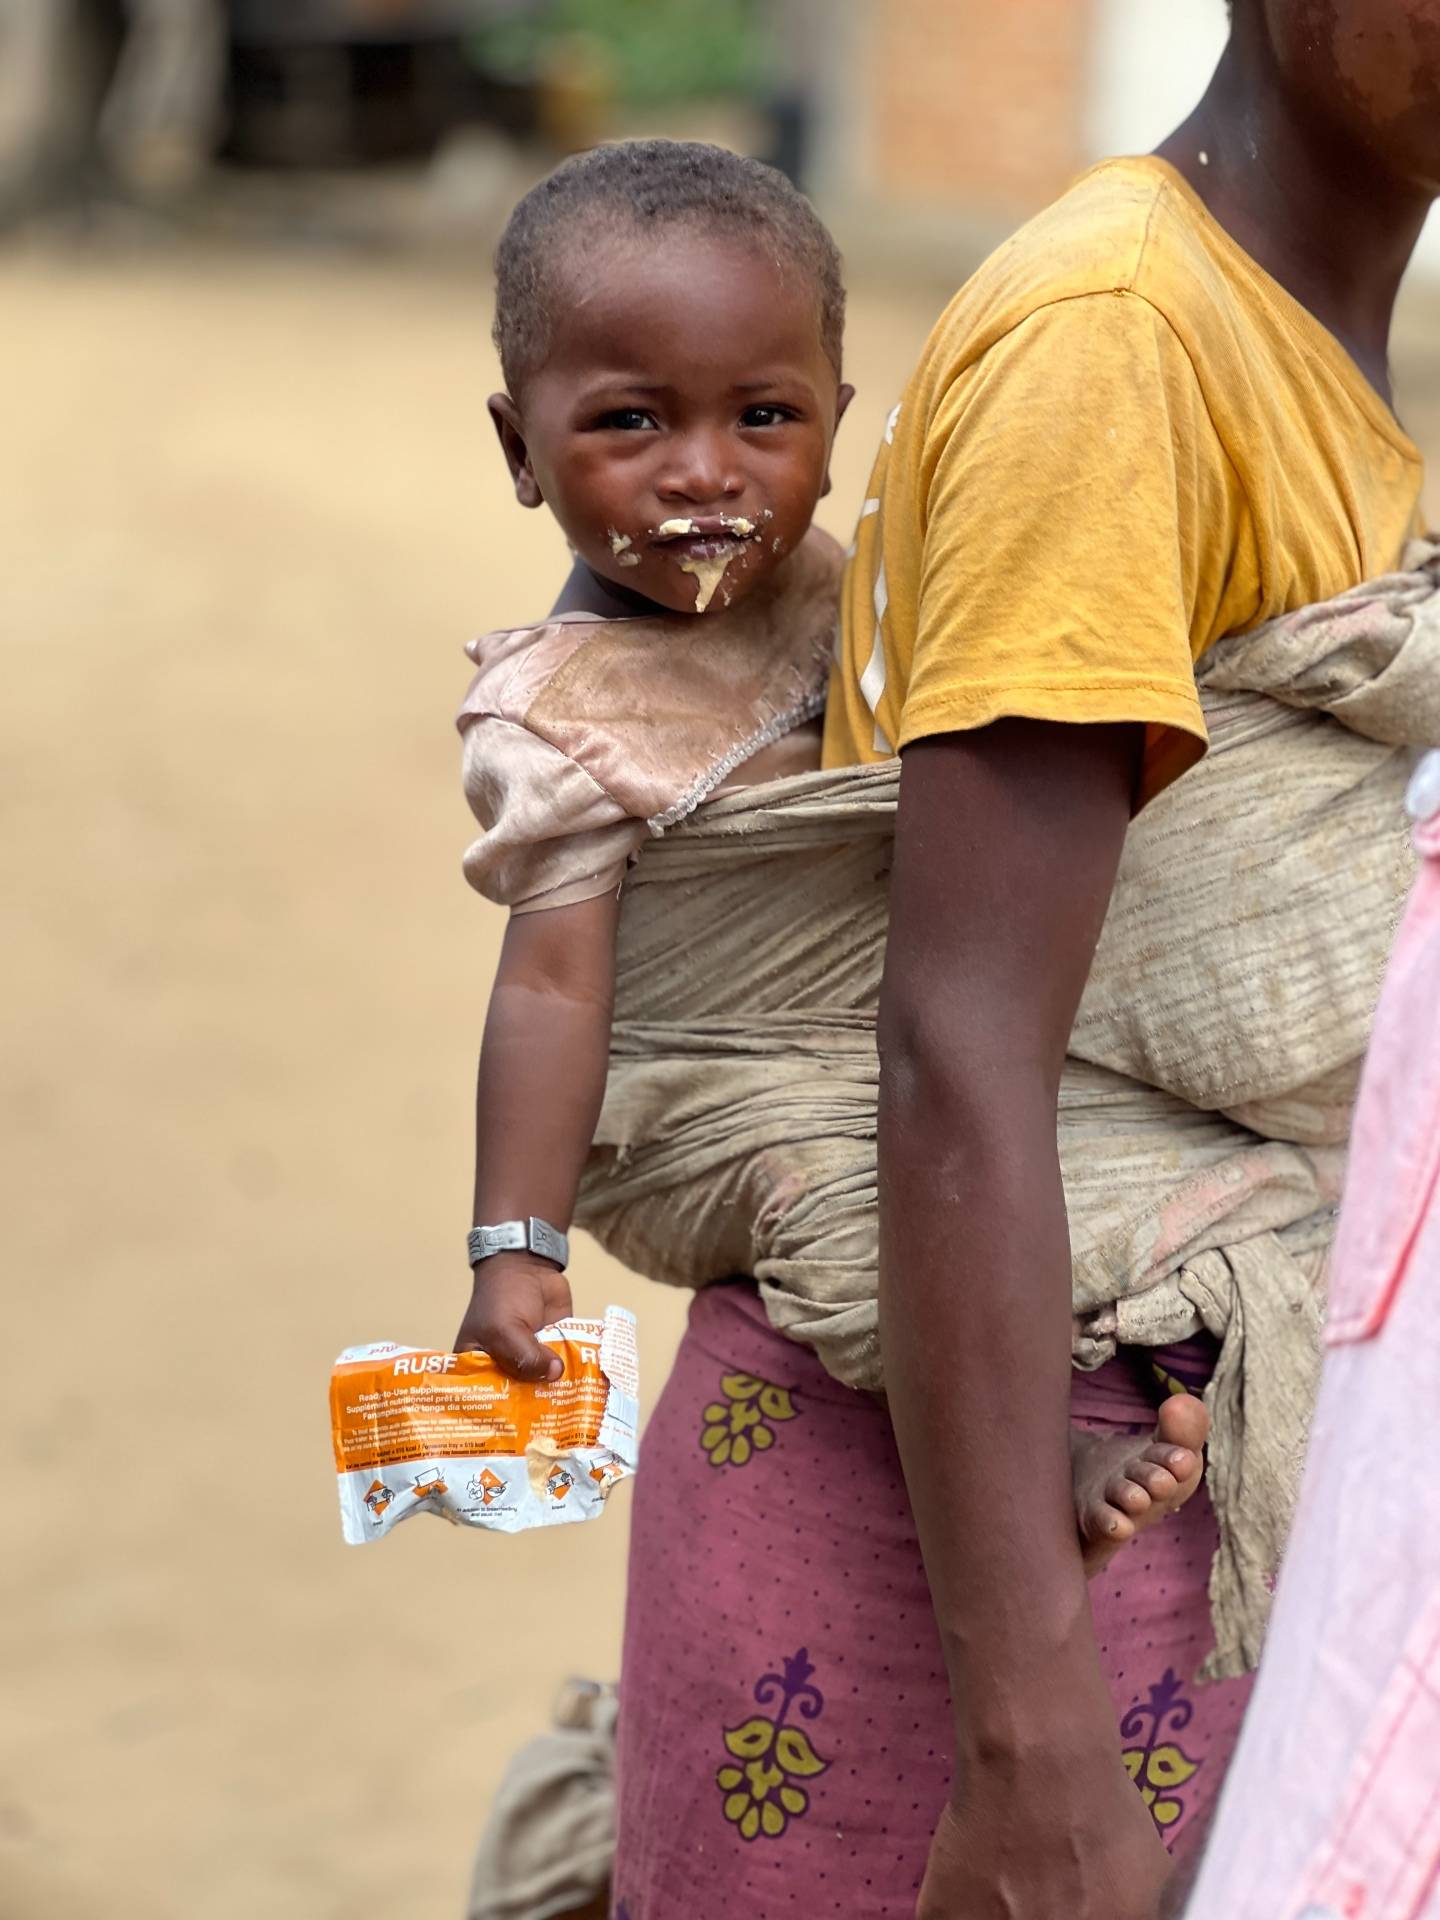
[824, 156, 1424, 802]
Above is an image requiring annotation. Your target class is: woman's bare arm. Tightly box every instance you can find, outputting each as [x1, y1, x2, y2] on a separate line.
[881, 718, 1173, 1920]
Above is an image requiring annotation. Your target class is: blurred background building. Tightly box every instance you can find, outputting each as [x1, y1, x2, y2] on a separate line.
[3, 0, 1438, 267]
[2, 7, 1437, 1920]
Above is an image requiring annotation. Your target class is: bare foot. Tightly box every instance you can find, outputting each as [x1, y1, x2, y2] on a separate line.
[1072, 1393, 1209, 1576]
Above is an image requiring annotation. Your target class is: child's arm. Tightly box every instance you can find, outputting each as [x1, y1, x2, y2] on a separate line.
[454, 888, 620, 1379]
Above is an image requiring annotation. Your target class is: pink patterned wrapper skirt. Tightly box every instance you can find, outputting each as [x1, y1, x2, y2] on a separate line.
[612, 1280, 1252, 1919]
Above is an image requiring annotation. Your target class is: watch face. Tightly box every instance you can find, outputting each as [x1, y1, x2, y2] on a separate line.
[469, 1225, 519, 1260]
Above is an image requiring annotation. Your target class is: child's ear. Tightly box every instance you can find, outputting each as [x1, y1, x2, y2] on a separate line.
[819, 382, 857, 500]
[488, 394, 544, 509]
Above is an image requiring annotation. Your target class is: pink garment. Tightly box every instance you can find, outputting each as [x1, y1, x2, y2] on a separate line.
[612, 1283, 1252, 1918]
[1186, 754, 1440, 1920]
[456, 531, 840, 913]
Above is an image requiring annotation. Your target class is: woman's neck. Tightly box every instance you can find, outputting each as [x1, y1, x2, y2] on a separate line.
[1156, 37, 1432, 407]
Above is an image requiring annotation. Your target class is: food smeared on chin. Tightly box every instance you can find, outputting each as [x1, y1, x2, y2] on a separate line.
[678, 548, 740, 611]
[651, 513, 768, 612]
[607, 527, 642, 568]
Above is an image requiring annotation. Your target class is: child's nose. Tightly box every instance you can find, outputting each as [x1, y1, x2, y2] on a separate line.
[655, 430, 742, 505]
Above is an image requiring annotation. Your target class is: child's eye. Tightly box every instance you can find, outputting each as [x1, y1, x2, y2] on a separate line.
[595, 409, 660, 431]
[740, 404, 798, 428]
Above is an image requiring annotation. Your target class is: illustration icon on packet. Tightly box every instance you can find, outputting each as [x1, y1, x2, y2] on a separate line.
[363, 1479, 395, 1522]
[468, 1467, 507, 1508]
[545, 1464, 576, 1503]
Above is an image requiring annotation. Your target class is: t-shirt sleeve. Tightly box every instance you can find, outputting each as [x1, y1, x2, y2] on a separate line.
[460, 715, 649, 914]
[903, 290, 1235, 805]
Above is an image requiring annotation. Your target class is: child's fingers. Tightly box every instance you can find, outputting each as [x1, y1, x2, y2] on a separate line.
[454, 1258, 573, 1380]
[496, 1318, 565, 1381]
[458, 1316, 563, 1381]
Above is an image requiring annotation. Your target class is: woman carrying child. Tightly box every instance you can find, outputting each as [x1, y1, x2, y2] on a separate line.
[454, 139, 1215, 1916]
[455, 0, 1440, 1900]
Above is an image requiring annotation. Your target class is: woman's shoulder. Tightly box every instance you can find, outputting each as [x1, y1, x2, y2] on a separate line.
[906, 159, 1174, 386]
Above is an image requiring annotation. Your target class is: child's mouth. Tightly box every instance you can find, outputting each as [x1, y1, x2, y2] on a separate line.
[651, 514, 763, 560]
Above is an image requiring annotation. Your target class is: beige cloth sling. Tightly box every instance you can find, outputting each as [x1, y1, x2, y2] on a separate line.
[578, 542, 1440, 1680]
[467, 1683, 617, 1920]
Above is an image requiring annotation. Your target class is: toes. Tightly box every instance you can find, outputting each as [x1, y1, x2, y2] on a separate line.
[1156, 1391, 1210, 1455]
[1143, 1439, 1201, 1488]
[1127, 1459, 1181, 1505]
[1104, 1471, 1154, 1518]
[1082, 1499, 1136, 1547]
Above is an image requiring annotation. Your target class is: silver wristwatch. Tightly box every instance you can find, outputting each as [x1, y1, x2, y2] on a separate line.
[467, 1217, 570, 1270]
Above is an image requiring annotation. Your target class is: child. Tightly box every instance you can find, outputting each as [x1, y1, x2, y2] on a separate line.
[453, 139, 853, 1366]
[453, 138, 1203, 1565]
[453, 137, 1215, 1920]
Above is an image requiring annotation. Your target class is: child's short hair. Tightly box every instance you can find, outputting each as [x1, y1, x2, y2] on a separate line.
[493, 139, 845, 396]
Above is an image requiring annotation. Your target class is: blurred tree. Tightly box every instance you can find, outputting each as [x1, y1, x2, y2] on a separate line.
[467, 0, 764, 107]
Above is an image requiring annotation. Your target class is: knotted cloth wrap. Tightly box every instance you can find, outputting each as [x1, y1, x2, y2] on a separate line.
[578, 542, 1440, 1680]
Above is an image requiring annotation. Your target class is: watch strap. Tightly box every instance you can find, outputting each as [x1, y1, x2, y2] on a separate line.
[467, 1217, 570, 1269]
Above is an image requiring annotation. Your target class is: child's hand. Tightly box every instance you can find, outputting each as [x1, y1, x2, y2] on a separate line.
[454, 1253, 573, 1381]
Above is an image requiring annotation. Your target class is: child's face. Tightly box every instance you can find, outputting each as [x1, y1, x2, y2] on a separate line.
[1264, 0, 1440, 190]
[491, 232, 852, 617]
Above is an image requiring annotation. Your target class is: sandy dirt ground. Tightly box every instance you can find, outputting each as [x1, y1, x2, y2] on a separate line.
[3, 226, 1437, 1920]
[0, 232, 944, 1920]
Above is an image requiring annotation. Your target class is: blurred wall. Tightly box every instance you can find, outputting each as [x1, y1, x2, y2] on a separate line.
[1087, 0, 1226, 158]
[818, 0, 1440, 280]
[869, 0, 1090, 214]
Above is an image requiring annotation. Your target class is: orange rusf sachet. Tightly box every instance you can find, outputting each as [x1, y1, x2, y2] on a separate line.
[330, 1306, 639, 1544]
